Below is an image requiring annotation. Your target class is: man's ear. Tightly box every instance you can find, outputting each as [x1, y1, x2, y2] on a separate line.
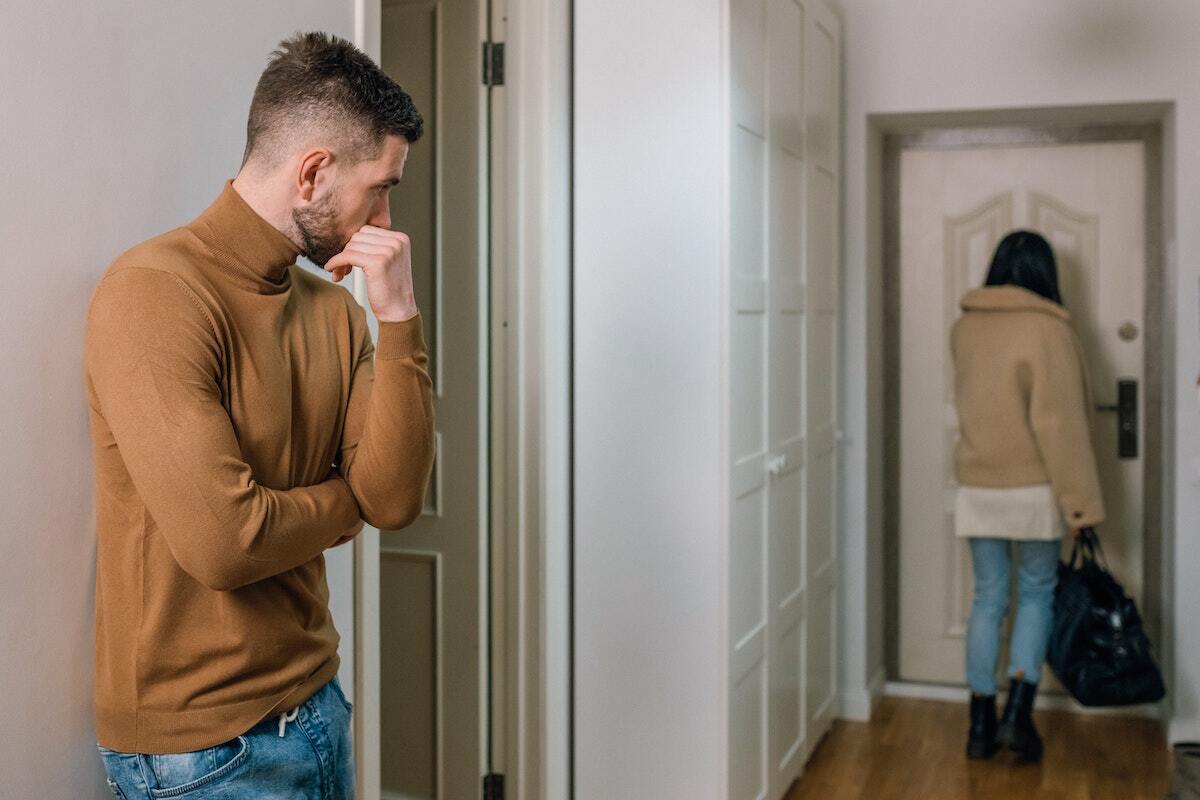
[295, 148, 334, 202]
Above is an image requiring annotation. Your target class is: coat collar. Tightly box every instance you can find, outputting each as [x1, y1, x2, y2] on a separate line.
[960, 285, 1070, 320]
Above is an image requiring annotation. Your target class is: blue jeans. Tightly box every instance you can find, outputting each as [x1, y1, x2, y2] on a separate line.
[96, 675, 355, 799]
[966, 537, 1061, 695]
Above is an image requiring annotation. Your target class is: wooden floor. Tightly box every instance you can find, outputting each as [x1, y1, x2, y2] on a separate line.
[785, 697, 1170, 800]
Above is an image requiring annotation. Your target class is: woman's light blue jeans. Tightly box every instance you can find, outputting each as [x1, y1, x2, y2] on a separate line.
[96, 675, 355, 799]
[966, 537, 1061, 695]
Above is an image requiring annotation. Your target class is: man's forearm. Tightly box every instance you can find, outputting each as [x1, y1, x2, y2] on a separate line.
[340, 316, 435, 530]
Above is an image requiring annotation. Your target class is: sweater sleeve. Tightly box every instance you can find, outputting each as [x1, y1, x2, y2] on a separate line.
[1027, 321, 1106, 528]
[336, 304, 435, 530]
[85, 268, 362, 590]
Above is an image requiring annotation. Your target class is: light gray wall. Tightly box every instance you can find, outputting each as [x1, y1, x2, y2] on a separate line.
[831, 0, 1200, 739]
[0, 4, 355, 797]
[574, 0, 727, 795]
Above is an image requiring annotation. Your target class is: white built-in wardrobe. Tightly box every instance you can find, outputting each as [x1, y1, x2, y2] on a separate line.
[574, 0, 841, 797]
[728, 0, 842, 797]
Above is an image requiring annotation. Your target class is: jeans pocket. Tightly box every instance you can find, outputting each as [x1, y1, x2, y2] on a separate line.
[138, 735, 249, 798]
[330, 675, 354, 714]
[97, 744, 132, 798]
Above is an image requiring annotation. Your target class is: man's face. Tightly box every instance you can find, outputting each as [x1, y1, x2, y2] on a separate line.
[293, 135, 409, 267]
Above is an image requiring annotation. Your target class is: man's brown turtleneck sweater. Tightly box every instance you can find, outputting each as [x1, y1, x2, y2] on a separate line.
[84, 180, 434, 754]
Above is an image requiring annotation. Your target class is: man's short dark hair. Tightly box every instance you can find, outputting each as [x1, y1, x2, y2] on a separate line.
[242, 31, 423, 168]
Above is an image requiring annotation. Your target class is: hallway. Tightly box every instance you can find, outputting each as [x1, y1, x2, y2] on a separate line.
[7, 0, 1200, 796]
[786, 697, 1170, 799]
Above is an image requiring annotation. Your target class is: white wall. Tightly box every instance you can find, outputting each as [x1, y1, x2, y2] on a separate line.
[0, 4, 356, 797]
[830, 0, 1200, 740]
[573, 0, 727, 795]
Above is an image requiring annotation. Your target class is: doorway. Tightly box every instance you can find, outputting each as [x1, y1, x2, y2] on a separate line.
[350, 1, 573, 797]
[375, 0, 495, 797]
[882, 123, 1167, 704]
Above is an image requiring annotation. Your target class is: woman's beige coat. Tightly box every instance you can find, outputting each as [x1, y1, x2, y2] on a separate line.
[950, 285, 1106, 528]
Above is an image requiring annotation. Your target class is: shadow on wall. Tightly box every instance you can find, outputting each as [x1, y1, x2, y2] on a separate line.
[1041, 1, 1167, 68]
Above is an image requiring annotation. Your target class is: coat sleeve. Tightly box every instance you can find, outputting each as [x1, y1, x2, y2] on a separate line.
[85, 268, 362, 590]
[1026, 320, 1106, 528]
[336, 302, 435, 530]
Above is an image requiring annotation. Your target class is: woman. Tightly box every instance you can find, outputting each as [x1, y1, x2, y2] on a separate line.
[951, 230, 1105, 763]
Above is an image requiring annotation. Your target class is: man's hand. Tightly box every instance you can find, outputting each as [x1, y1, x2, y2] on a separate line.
[330, 518, 365, 548]
[324, 226, 420, 322]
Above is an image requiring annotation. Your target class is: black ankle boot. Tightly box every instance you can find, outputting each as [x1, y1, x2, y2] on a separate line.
[966, 694, 998, 759]
[996, 678, 1043, 763]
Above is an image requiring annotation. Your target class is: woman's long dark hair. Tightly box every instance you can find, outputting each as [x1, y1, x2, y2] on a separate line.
[983, 230, 1063, 305]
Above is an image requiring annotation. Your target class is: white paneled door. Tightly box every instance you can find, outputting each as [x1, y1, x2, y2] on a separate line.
[375, 1, 490, 798]
[801, 0, 840, 768]
[897, 141, 1147, 688]
[729, 1, 840, 797]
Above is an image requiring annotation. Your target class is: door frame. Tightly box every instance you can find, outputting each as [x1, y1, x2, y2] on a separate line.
[352, 1, 574, 798]
[878, 114, 1170, 714]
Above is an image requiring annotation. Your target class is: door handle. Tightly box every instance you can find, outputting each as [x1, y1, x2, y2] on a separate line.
[1095, 378, 1138, 459]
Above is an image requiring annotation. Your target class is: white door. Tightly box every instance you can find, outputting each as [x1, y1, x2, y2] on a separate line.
[728, 1, 839, 797]
[800, 0, 840, 763]
[375, 2, 490, 798]
[896, 140, 1147, 688]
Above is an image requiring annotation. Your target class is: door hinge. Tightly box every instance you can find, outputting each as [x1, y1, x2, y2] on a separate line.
[483, 772, 505, 800]
[482, 41, 505, 87]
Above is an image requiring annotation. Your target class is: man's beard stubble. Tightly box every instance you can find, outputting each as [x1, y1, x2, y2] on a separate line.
[292, 193, 346, 268]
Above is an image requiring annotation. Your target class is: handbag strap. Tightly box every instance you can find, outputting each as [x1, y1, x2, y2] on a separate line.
[1069, 526, 1110, 571]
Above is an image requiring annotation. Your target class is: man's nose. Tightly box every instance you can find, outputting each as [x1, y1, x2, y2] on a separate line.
[369, 197, 391, 229]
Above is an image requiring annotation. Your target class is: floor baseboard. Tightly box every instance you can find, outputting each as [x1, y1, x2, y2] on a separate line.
[838, 666, 887, 721]
[884, 680, 1163, 719]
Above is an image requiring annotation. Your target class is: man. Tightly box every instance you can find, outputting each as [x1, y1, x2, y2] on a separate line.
[85, 32, 434, 798]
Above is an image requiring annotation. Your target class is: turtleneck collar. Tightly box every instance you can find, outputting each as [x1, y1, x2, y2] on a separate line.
[188, 179, 301, 294]
[960, 285, 1070, 321]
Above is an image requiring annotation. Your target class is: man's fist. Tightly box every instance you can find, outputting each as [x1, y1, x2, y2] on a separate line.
[324, 226, 420, 322]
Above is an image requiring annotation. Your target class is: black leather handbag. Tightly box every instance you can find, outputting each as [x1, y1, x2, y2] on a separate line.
[1047, 527, 1166, 706]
